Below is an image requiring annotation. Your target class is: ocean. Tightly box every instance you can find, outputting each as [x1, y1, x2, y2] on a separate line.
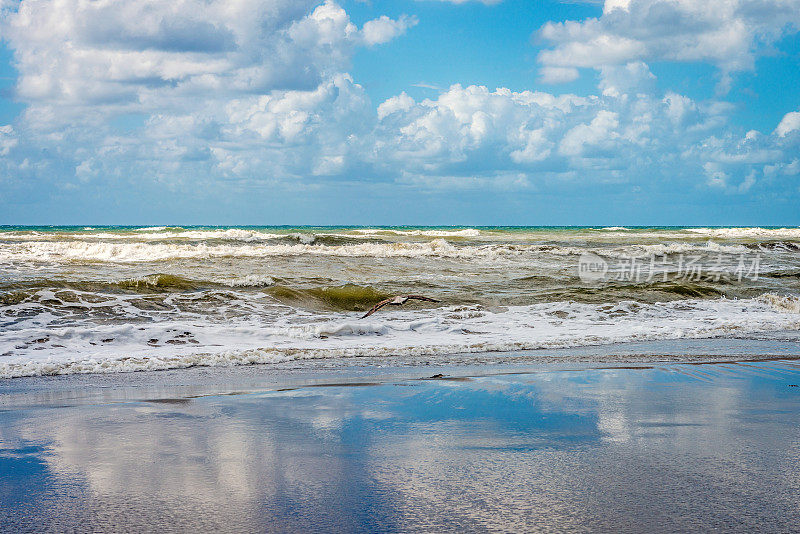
[1, 225, 799, 378]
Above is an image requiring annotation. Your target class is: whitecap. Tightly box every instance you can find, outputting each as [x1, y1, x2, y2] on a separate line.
[3, 296, 800, 379]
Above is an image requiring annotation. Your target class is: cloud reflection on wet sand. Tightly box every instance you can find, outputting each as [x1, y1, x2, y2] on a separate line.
[2, 361, 800, 531]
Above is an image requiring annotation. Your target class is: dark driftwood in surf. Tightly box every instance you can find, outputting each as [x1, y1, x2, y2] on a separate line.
[361, 295, 441, 319]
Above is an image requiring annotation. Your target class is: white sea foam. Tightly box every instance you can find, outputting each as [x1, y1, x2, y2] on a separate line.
[0, 239, 464, 262]
[3, 228, 798, 250]
[1, 228, 482, 242]
[352, 228, 482, 237]
[139, 229, 285, 241]
[758, 293, 800, 313]
[683, 227, 800, 239]
[0, 239, 759, 264]
[286, 232, 316, 244]
[216, 274, 276, 287]
[2, 295, 800, 378]
[631, 242, 750, 255]
[0, 229, 288, 242]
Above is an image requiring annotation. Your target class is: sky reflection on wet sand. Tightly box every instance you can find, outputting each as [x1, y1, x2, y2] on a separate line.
[2, 360, 800, 532]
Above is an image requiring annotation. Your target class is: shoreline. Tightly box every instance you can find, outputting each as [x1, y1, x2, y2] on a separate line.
[3, 336, 800, 407]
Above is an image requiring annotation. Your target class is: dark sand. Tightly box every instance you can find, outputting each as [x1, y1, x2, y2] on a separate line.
[2, 339, 800, 532]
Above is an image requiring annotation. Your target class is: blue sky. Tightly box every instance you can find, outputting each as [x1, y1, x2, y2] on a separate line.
[0, 0, 799, 225]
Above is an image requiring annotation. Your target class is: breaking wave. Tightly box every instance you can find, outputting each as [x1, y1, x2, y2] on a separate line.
[2, 295, 800, 378]
[684, 227, 800, 239]
[0, 274, 277, 294]
[352, 228, 482, 237]
[2, 226, 799, 379]
[0, 239, 767, 264]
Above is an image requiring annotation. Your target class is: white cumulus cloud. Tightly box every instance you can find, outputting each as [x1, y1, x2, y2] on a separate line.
[1, 0, 412, 126]
[537, 0, 800, 88]
[422, 0, 502, 4]
[361, 15, 418, 46]
[0, 0, 798, 208]
[775, 111, 800, 137]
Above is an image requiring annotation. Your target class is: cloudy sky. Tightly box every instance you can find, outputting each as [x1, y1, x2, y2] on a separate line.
[0, 0, 799, 225]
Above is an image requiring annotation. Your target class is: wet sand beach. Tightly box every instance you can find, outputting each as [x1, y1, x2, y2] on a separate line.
[2, 340, 800, 532]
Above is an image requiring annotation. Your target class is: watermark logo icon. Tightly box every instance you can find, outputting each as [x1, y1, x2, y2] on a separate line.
[579, 253, 609, 282]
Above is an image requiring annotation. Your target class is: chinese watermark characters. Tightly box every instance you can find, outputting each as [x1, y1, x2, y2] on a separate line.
[578, 253, 761, 283]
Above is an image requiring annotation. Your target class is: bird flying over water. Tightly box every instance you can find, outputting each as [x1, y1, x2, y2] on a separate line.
[361, 295, 441, 319]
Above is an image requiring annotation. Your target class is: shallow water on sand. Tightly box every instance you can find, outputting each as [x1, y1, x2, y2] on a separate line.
[1, 358, 800, 532]
[2, 226, 800, 378]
